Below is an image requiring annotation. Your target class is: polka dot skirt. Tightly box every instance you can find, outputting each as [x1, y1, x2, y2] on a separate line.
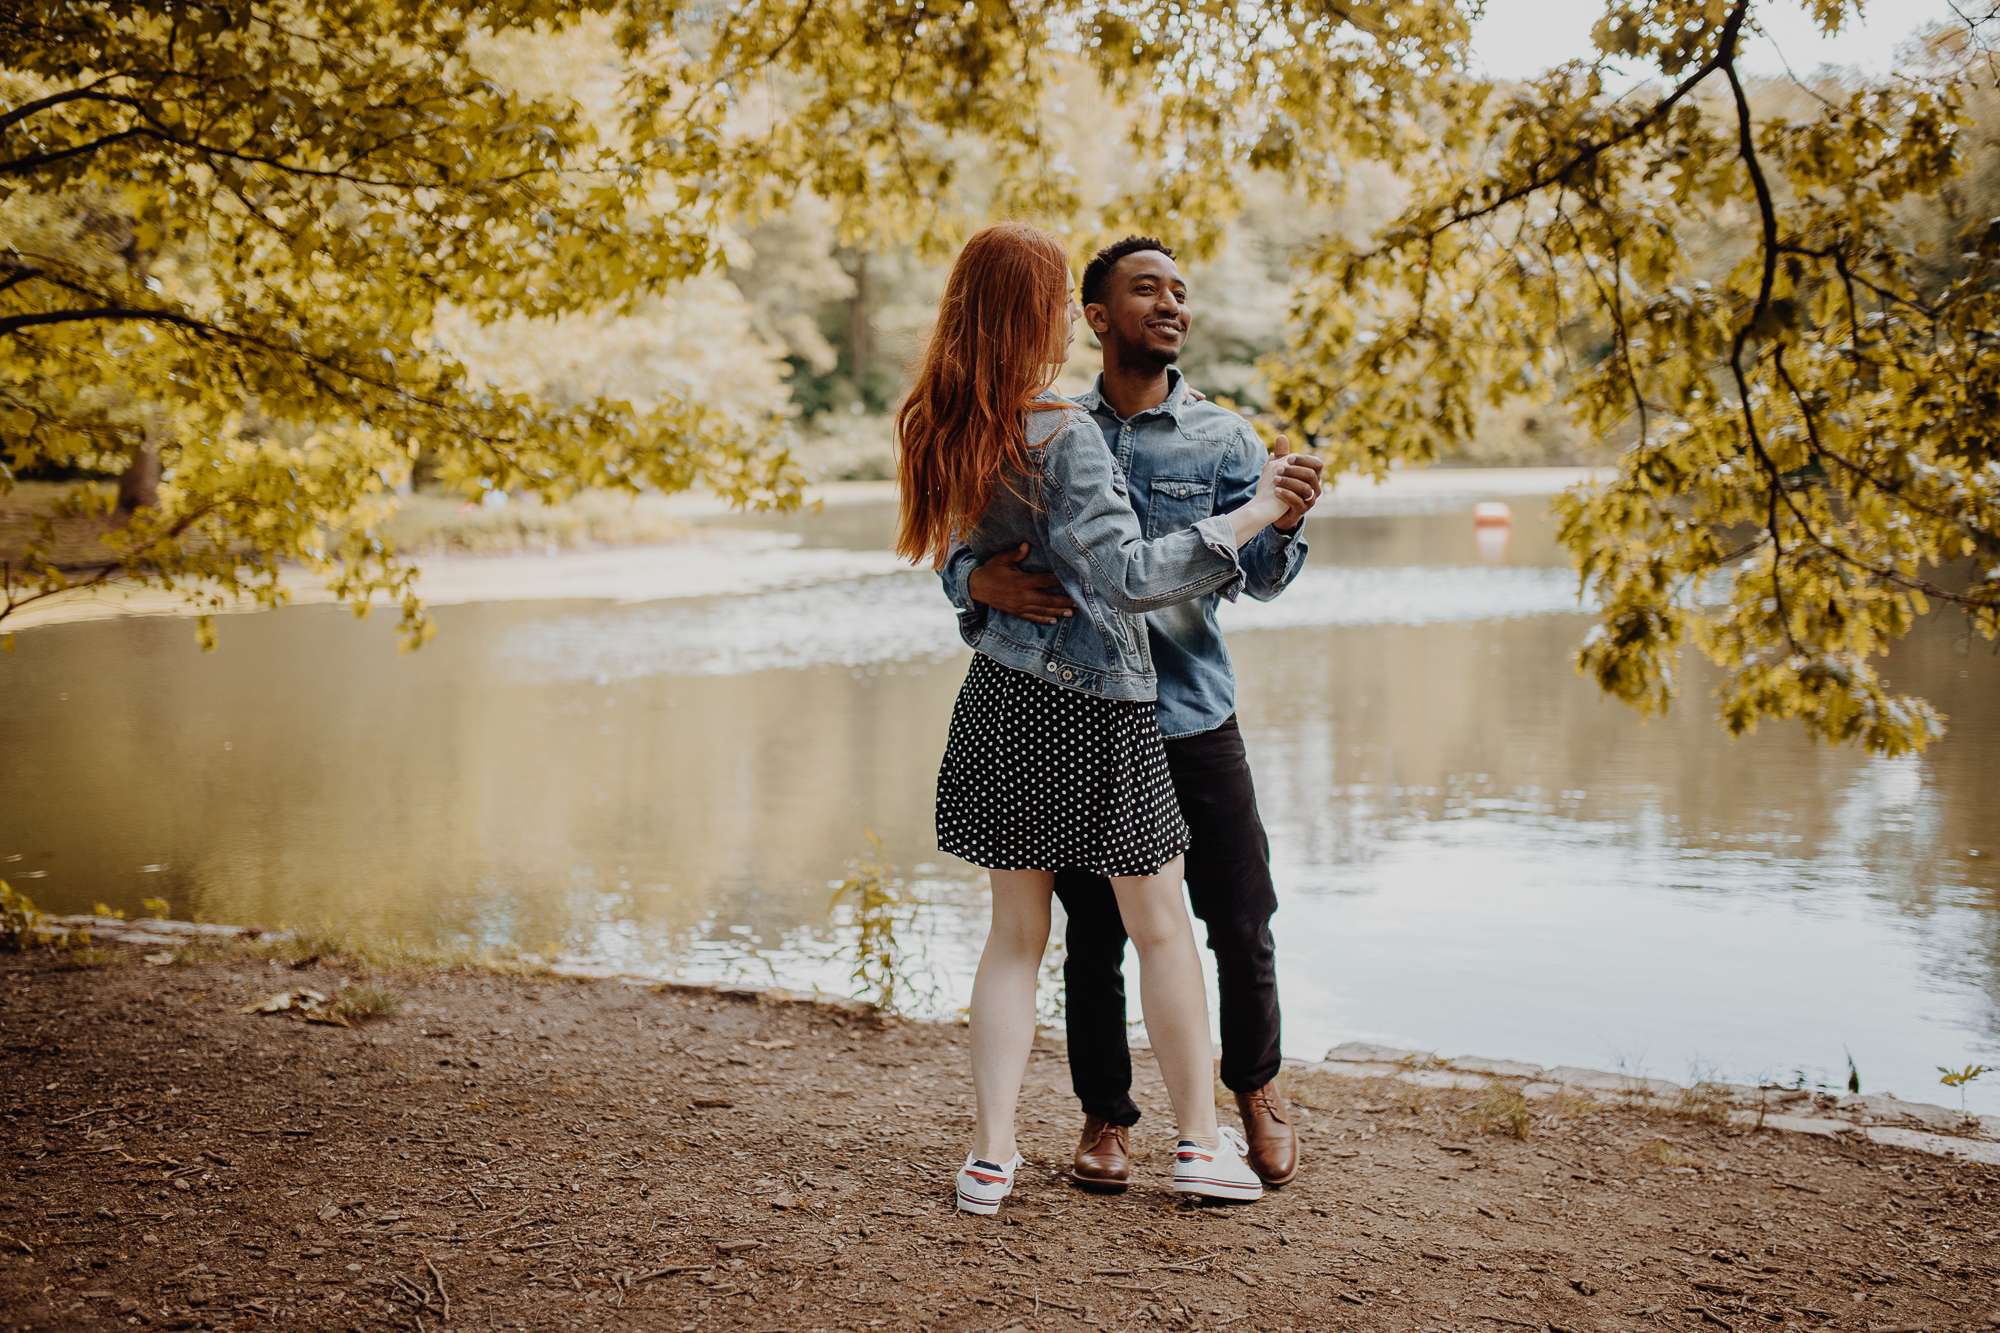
[936, 652, 1190, 877]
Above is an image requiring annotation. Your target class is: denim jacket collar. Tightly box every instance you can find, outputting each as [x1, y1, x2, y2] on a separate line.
[1069, 367, 1189, 425]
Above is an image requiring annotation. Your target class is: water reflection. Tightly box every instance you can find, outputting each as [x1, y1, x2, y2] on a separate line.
[2, 499, 1996, 1110]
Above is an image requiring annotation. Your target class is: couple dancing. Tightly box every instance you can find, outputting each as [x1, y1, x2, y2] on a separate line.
[894, 223, 1324, 1214]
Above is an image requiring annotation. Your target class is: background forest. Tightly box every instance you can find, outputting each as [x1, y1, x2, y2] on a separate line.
[434, 15, 2000, 487]
[404, 18, 1555, 486]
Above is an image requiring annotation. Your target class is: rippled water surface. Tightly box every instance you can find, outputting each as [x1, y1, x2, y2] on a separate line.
[6, 495, 1998, 1110]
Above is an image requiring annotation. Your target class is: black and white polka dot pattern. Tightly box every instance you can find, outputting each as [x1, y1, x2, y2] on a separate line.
[936, 652, 1190, 877]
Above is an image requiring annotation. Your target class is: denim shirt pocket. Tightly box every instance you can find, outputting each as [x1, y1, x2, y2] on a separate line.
[1145, 476, 1216, 539]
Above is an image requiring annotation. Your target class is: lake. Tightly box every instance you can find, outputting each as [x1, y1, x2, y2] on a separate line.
[5, 483, 1997, 1112]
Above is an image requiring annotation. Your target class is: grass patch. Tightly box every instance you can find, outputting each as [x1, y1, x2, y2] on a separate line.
[1273, 1068, 1350, 1112]
[334, 982, 401, 1023]
[170, 940, 230, 965]
[385, 490, 692, 555]
[243, 924, 554, 977]
[1674, 1081, 1731, 1126]
[60, 945, 128, 969]
[1642, 1138, 1699, 1168]
[2, 881, 66, 951]
[1472, 1076, 1533, 1140]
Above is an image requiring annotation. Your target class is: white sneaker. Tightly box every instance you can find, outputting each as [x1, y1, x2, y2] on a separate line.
[1172, 1126, 1264, 1202]
[955, 1152, 1025, 1215]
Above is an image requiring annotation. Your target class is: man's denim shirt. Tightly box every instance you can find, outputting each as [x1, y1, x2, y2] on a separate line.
[942, 371, 1308, 738]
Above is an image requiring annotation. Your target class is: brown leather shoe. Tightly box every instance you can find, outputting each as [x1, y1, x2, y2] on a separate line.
[1072, 1116, 1131, 1192]
[1235, 1081, 1299, 1186]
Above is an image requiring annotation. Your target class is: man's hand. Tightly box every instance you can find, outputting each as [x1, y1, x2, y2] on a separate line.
[1269, 434, 1325, 531]
[967, 543, 1077, 625]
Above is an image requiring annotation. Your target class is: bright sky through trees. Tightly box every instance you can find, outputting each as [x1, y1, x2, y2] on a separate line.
[1471, 0, 1958, 77]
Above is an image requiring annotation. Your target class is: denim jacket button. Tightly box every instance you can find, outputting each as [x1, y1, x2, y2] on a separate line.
[1045, 662, 1057, 672]
[1061, 670, 1073, 681]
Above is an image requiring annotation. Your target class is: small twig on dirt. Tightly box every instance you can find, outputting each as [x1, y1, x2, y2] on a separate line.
[1146, 1254, 1217, 1271]
[424, 1254, 451, 1323]
[505, 1237, 574, 1252]
[631, 1265, 711, 1283]
[0, 1233, 32, 1257]
[468, 1208, 536, 1239]
[391, 1270, 435, 1310]
[1535, 1148, 1598, 1177]
[1474, 1315, 1542, 1329]
[997, 1241, 1028, 1265]
[49, 1104, 121, 1126]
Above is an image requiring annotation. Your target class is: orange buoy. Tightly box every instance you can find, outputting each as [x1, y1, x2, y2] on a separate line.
[1473, 501, 1512, 527]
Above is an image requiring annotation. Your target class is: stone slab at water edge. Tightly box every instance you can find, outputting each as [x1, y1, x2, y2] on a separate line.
[1310, 1042, 2000, 1164]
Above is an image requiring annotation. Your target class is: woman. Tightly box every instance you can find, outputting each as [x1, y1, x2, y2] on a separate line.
[895, 222, 1304, 1214]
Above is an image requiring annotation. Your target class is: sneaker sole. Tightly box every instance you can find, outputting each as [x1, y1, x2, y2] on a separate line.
[956, 1190, 1005, 1215]
[1173, 1176, 1264, 1202]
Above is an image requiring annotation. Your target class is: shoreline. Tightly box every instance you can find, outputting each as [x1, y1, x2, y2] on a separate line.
[6, 930, 1999, 1333]
[51, 912, 2000, 1169]
[1, 467, 1611, 634]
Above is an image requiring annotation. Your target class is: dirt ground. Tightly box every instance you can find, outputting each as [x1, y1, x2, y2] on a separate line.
[5, 949, 2000, 1333]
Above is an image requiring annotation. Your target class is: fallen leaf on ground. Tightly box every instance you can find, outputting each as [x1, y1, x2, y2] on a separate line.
[237, 989, 327, 1015]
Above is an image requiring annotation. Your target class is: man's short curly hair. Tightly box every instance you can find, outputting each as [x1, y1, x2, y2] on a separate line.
[1080, 236, 1176, 307]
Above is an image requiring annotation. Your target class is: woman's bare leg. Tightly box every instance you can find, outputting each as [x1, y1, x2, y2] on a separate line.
[969, 868, 1054, 1163]
[1109, 856, 1221, 1148]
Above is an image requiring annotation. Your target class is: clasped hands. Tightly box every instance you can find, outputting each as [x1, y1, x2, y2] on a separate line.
[967, 435, 1325, 627]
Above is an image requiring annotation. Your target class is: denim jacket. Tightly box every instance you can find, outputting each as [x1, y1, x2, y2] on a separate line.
[937, 394, 1245, 702]
[943, 371, 1307, 736]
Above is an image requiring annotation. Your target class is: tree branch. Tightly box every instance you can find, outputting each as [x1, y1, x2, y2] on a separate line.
[0, 79, 127, 135]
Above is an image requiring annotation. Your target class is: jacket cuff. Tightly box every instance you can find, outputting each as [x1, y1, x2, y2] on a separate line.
[1194, 514, 1248, 603]
[947, 557, 978, 613]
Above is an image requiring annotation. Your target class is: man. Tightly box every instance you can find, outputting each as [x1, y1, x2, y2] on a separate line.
[939, 236, 1324, 1189]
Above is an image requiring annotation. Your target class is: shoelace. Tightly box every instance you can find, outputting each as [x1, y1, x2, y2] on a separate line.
[1245, 1087, 1288, 1121]
[1089, 1124, 1128, 1153]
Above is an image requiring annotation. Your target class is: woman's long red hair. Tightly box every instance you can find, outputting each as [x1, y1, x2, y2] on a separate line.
[895, 222, 1073, 567]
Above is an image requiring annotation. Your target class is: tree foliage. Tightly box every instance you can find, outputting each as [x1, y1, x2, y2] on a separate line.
[6, 0, 1994, 754]
[0, 0, 794, 642]
[1262, 0, 2000, 754]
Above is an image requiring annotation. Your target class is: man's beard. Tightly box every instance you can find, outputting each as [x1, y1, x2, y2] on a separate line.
[1118, 334, 1180, 372]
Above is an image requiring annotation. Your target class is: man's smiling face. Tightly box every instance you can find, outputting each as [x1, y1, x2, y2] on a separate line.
[1085, 249, 1189, 370]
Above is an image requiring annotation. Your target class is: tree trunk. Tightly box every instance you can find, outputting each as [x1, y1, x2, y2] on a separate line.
[116, 442, 160, 514]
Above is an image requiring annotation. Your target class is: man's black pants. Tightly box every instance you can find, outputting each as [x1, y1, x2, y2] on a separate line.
[1053, 714, 1280, 1128]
